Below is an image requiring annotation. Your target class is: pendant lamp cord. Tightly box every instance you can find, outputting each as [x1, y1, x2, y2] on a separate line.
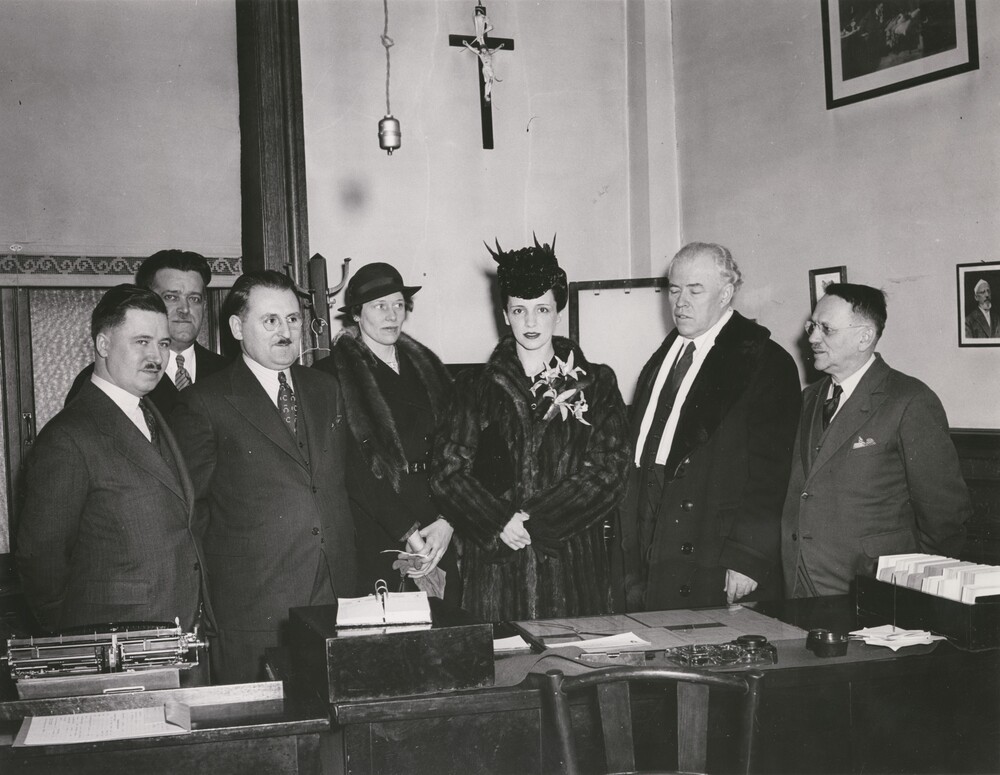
[381, 0, 394, 115]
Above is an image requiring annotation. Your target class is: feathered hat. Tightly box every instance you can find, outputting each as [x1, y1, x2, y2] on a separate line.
[485, 233, 567, 310]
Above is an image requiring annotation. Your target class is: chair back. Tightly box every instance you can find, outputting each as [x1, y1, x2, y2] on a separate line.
[542, 665, 763, 775]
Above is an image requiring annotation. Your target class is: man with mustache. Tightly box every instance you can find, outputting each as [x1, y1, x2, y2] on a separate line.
[964, 278, 1000, 338]
[782, 283, 970, 596]
[170, 270, 356, 683]
[17, 285, 207, 632]
[619, 242, 801, 610]
[66, 249, 228, 413]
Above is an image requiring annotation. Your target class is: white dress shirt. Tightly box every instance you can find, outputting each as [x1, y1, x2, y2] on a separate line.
[826, 353, 876, 422]
[635, 308, 734, 466]
[91, 373, 152, 441]
[243, 354, 296, 408]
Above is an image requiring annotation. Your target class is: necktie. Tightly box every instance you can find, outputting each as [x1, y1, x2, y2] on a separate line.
[277, 371, 297, 434]
[174, 353, 192, 390]
[664, 341, 696, 409]
[822, 382, 843, 430]
[139, 397, 159, 444]
[637, 341, 695, 466]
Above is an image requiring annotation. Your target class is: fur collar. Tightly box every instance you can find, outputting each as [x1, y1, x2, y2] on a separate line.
[333, 329, 452, 490]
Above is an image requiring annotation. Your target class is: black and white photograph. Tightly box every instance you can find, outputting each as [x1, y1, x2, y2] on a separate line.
[822, 0, 979, 107]
[957, 262, 1000, 346]
[809, 265, 848, 308]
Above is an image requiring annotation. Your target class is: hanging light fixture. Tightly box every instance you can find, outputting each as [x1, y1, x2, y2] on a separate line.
[378, 0, 401, 155]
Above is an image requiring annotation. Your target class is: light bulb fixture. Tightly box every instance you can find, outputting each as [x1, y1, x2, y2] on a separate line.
[378, 0, 401, 155]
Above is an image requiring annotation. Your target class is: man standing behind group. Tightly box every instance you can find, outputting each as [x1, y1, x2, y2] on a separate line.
[171, 270, 357, 683]
[619, 242, 801, 610]
[783, 283, 970, 597]
[17, 286, 205, 632]
[66, 249, 227, 413]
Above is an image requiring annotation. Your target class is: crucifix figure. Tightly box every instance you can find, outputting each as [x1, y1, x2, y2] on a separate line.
[449, 4, 515, 150]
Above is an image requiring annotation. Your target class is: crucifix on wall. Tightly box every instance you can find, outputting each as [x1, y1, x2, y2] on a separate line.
[448, 4, 514, 150]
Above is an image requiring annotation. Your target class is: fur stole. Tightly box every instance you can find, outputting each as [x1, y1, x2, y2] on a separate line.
[333, 329, 453, 491]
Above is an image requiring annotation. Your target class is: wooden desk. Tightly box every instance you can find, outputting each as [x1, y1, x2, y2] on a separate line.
[327, 596, 1000, 774]
[0, 681, 330, 775]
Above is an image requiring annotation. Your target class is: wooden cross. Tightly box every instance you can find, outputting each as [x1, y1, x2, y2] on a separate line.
[448, 4, 514, 150]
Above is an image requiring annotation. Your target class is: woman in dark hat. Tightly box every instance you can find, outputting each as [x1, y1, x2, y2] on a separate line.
[313, 262, 459, 601]
[431, 237, 630, 621]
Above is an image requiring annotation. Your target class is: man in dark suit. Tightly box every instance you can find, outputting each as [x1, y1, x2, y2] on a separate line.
[964, 278, 999, 338]
[66, 249, 227, 413]
[17, 285, 205, 632]
[619, 242, 801, 610]
[171, 270, 357, 683]
[782, 283, 970, 597]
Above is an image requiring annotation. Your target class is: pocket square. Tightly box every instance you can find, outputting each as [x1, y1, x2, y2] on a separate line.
[852, 436, 877, 449]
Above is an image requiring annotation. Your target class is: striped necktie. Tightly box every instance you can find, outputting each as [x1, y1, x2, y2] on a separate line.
[175, 354, 192, 390]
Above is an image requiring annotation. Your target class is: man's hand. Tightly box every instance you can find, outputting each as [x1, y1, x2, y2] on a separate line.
[499, 511, 531, 551]
[404, 518, 454, 578]
[724, 569, 758, 604]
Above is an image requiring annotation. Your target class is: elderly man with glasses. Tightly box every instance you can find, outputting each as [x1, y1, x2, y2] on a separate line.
[170, 270, 357, 683]
[781, 283, 970, 597]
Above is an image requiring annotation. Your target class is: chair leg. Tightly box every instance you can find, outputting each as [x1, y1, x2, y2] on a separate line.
[677, 681, 710, 773]
[737, 670, 764, 775]
[544, 670, 579, 775]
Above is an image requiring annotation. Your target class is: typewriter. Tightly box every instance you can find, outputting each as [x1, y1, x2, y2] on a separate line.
[5, 619, 207, 698]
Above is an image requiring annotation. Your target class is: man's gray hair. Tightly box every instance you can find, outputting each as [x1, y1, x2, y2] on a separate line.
[667, 242, 744, 292]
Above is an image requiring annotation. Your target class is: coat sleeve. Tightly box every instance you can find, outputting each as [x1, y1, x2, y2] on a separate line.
[519, 366, 631, 549]
[899, 387, 970, 555]
[168, 389, 218, 538]
[430, 377, 513, 553]
[15, 426, 90, 631]
[718, 345, 802, 584]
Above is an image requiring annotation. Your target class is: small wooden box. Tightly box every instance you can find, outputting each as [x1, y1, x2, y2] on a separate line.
[856, 575, 1000, 651]
[287, 604, 495, 703]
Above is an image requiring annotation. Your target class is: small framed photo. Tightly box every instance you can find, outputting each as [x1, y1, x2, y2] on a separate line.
[809, 266, 847, 309]
[822, 0, 979, 109]
[957, 262, 1000, 346]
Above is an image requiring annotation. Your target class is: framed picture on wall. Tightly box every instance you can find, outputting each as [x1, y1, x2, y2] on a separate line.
[821, 0, 979, 109]
[809, 266, 847, 309]
[957, 262, 1000, 347]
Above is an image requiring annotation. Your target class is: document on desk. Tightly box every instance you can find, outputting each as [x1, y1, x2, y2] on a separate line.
[13, 702, 192, 747]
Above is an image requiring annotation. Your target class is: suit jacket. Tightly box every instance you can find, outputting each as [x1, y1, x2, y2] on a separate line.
[16, 382, 204, 632]
[66, 343, 228, 415]
[964, 308, 1000, 339]
[781, 355, 971, 597]
[170, 358, 357, 681]
[619, 312, 801, 610]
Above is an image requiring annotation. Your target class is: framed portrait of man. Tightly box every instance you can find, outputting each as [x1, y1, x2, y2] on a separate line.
[957, 262, 1000, 347]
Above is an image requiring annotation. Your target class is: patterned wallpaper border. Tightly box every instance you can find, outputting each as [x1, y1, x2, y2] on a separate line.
[0, 254, 242, 277]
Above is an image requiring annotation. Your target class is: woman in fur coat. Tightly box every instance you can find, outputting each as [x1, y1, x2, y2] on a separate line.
[314, 262, 459, 602]
[431, 238, 630, 621]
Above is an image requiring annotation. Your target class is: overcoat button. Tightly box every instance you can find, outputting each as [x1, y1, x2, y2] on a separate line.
[679, 585, 691, 596]
[680, 543, 694, 555]
[800, 492, 809, 500]
[681, 500, 694, 511]
[312, 527, 320, 536]
[791, 533, 798, 541]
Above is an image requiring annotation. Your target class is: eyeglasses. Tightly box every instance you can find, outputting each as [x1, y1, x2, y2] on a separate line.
[262, 314, 303, 332]
[804, 321, 867, 337]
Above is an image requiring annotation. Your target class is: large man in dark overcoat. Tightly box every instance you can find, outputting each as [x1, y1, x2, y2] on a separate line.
[171, 270, 357, 683]
[17, 285, 206, 632]
[619, 242, 801, 610]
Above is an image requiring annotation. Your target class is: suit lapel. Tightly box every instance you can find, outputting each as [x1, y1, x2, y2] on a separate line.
[806, 357, 891, 480]
[225, 360, 307, 470]
[86, 386, 188, 505]
[800, 382, 823, 476]
[630, 332, 677, 440]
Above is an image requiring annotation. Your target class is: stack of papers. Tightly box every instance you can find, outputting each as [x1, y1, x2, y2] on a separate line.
[544, 632, 652, 653]
[849, 625, 945, 651]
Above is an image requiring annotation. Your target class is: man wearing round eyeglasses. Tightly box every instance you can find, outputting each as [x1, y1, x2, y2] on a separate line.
[170, 270, 356, 683]
[782, 283, 970, 598]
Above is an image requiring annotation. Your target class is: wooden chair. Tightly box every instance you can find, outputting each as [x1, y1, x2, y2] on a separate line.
[542, 665, 763, 775]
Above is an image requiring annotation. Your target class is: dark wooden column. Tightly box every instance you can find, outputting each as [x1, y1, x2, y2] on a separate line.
[236, 0, 310, 282]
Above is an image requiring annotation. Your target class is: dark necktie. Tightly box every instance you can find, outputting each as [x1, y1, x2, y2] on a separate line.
[139, 397, 159, 444]
[637, 341, 695, 466]
[663, 341, 695, 410]
[822, 382, 843, 430]
[277, 371, 297, 434]
[174, 353, 192, 390]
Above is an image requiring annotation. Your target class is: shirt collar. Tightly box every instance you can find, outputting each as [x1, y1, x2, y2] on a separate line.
[680, 308, 733, 351]
[831, 353, 876, 399]
[90, 372, 143, 413]
[243, 354, 295, 393]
